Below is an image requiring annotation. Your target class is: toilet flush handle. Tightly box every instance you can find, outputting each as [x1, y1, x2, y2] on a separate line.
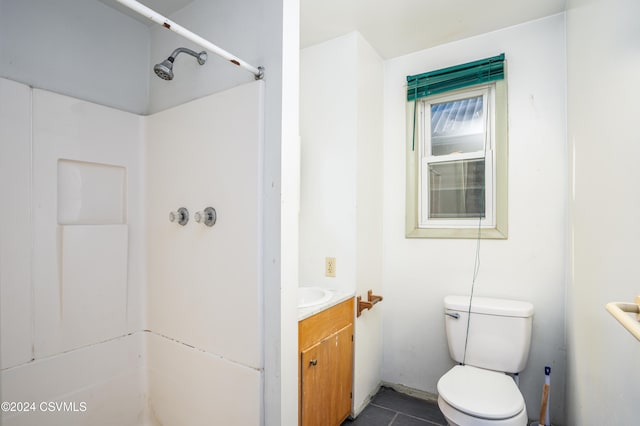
[445, 312, 460, 319]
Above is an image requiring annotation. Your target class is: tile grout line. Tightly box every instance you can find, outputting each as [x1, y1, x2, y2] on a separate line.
[370, 402, 446, 426]
[387, 411, 400, 426]
[344, 388, 447, 426]
[399, 410, 446, 425]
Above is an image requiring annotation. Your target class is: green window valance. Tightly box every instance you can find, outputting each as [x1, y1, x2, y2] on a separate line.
[407, 53, 505, 101]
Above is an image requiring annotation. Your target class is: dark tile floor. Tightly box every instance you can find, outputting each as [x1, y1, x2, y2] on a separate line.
[342, 387, 447, 426]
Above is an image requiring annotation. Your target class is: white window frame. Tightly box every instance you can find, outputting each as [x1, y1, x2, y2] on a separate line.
[418, 86, 495, 229]
[406, 80, 508, 239]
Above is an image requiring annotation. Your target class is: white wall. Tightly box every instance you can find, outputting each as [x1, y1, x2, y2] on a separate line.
[145, 81, 264, 425]
[300, 31, 384, 414]
[0, 0, 150, 115]
[300, 33, 358, 293]
[264, 0, 300, 424]
[0, 78, 147, 426]
[353, 34, 384, 414]
[566, 0, 640, 424]
[382, 15, 568, 424]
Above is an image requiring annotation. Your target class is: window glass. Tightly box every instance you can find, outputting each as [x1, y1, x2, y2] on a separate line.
[430, 95, 484, 156]
[428, 159, 485, 219]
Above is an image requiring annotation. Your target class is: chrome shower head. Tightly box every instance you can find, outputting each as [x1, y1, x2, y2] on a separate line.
[153, 47, 207, 81]
[154, 57, 175, 80]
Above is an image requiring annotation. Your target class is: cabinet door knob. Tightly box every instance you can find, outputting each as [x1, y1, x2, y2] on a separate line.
[309, 359, 318, 366]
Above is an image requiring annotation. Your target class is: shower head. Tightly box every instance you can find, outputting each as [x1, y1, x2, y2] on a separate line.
[154, 58, 175, 80]
[154, 47, 207, 81]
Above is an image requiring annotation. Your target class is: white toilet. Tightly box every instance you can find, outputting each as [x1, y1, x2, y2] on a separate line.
[437, 295, 534, 426]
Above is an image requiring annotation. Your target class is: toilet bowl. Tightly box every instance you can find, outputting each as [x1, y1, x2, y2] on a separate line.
[437, 365, 528, 426]
[438, 296, 534, 426]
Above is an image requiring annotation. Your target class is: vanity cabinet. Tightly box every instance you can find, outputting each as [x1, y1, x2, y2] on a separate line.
[298, 298, 354, 426]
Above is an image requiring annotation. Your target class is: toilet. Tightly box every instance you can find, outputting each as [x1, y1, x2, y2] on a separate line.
[437, 296, 534, 426]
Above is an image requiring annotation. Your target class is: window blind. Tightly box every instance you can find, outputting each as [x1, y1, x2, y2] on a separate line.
[407, 53, 505, 101]
[407, 53, 505, 150]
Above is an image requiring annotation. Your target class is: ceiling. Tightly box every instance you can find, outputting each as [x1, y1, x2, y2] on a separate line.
[301, 0, 566, 59]
[99, 0, 566, 59]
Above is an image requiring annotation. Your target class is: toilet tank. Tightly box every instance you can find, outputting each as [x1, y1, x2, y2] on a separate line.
[444, 296, 534, 373]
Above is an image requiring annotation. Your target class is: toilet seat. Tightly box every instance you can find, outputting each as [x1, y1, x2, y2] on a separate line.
[437, 365, 524, 420]
[438, 396, 528, 426]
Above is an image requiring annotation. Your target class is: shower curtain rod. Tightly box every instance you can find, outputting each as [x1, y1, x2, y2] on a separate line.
[116, 0, 264, 80]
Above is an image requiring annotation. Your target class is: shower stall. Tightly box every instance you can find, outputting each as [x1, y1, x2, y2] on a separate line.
[0, 0, 299, 425]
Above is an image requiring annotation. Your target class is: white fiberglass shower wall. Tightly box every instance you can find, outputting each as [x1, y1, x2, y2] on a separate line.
[0, 76, 264, 426]
[145, 81, 264, 425]
[0, 78, 148, 426]
[0, 0, 282, 424]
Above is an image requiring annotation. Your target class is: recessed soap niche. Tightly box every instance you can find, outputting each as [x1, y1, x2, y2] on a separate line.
[57, 159, 127, 225]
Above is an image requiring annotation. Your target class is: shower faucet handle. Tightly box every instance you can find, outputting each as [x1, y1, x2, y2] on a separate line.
[194, 207, 217, 227]
[169, 207, 189, 226]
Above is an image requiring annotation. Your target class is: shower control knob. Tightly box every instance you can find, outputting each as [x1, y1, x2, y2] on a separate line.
[169, 207, 189, 226]
[194, 207, 217, 227]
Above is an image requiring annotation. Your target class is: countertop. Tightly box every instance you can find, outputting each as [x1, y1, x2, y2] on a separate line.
[297, 289, 355, 321]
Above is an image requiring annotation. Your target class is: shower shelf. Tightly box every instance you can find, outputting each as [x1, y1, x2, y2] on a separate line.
[606, 295, 640, 341]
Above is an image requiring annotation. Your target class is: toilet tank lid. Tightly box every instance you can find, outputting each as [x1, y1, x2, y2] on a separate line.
[444, 296, 534, 318]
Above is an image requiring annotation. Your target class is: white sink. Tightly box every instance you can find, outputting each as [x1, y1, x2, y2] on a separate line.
[298, 287, 333, 308]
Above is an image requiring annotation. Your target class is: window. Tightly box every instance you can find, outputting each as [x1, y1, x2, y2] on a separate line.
[405, 55, 508, 239]
[419, 86, 494, 228]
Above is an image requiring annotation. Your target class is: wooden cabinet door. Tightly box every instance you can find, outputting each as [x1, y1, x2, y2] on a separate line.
[300, 323, 353, 426]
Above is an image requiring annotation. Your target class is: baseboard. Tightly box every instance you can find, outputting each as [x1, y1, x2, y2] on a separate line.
[380, 381, 439, 403]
